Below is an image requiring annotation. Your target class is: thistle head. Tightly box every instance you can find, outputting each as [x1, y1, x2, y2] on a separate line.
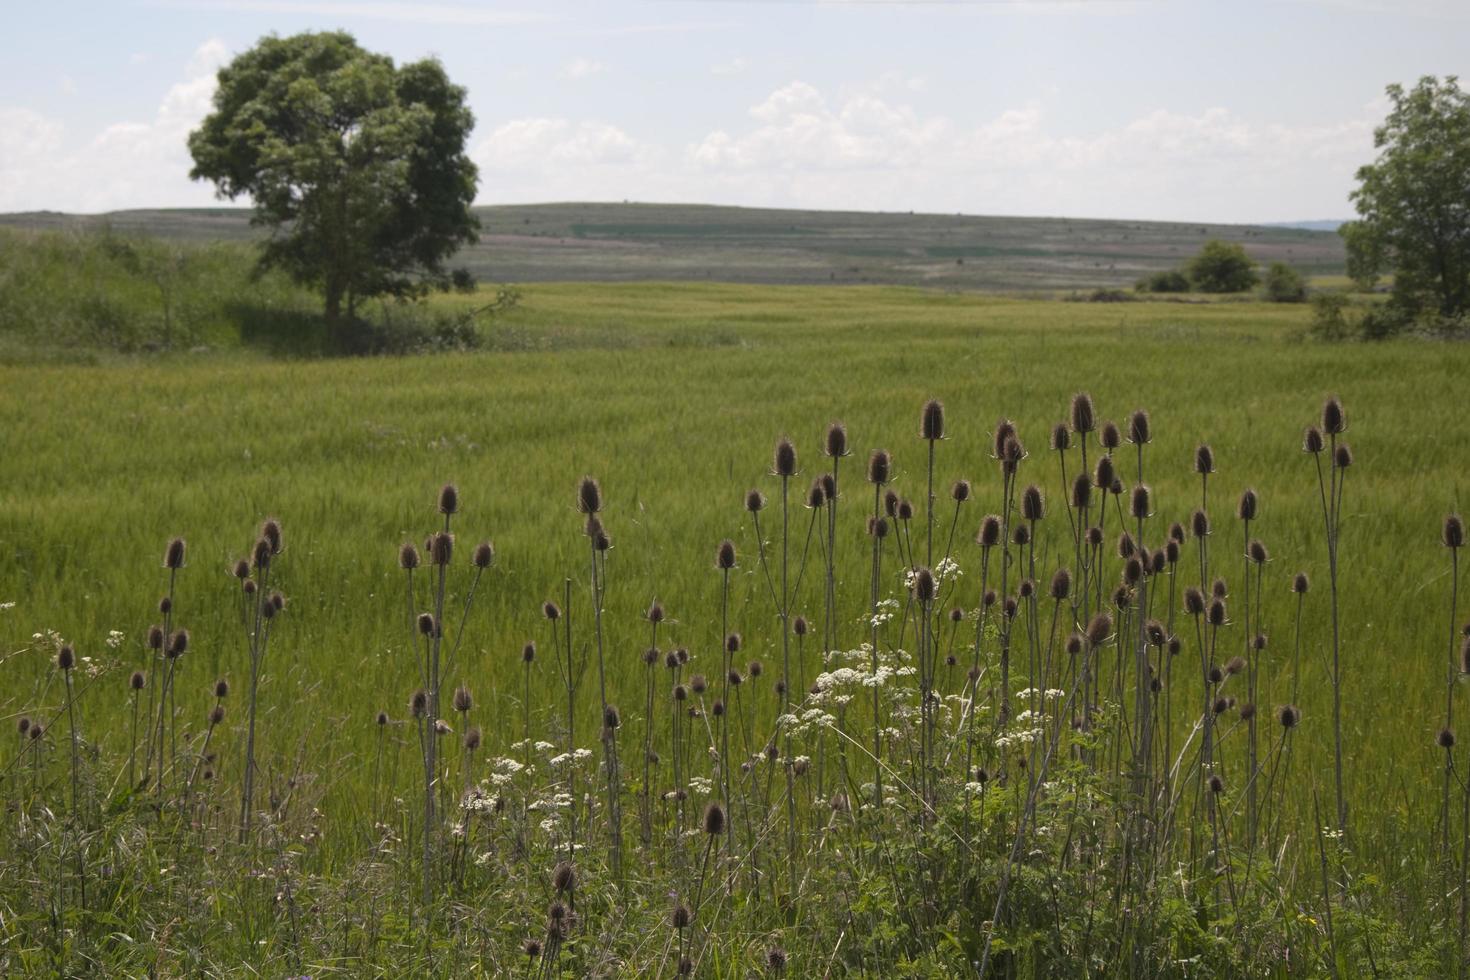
[921, 399, 945, 441]
[1236, 488, 1258, 522]
[977, 514, 1002, 549]
[825, 422, 848, 458]
[1069, 392, 1095, 434]
[260, 518, 283, 555]
[1100, 420, 1121, 451]
[1303, 426, 1325, 454]
[577, 476, 602, 514]
[438, 482, 459, 516]
[1071, 472, 1092, 509]
[951, 479, 972, 504]
[1322, 396, 1346, 435]
[1127, 409, 1151, 445]
[773, 438, 798, 478]
[1021, 485, 1044, 522]
[746, 488, 767, 513]
[1051, 423, 1071, 452]
[164, 537, 187, 570]
[867, 449, 891, 485]
[399, 543, 421, 570]
[1195, 444, 1215, 475]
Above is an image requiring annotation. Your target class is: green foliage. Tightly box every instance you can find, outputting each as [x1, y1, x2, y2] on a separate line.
[1136, 269, 1191, 293]
[1344, 76, 1470, 318]
[1309, 291, 1353, 341]
[1186, 239, 1260, 293]
[187, 31, 480, 330]
[1263, 261, 1308, 303]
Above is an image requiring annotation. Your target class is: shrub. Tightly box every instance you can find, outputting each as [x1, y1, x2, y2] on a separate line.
[1186, 240, 1259, 293]
[1309, 291, 1353, 341]
[1135, 269, 1190, 293]
[1262, 262, 1307, 303]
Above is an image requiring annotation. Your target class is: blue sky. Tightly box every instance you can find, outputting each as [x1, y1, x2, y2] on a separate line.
[2, 0, 1466, 222]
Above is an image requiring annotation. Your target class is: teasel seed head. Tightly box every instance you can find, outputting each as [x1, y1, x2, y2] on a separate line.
[1124, 557, 1143, 586]
[793, 616, 809, 637]
[1322, 396, 1346, 435]
[647, 601, 666, 623]
[429, 531, 454, 566]
[1130, 484, 1151, 521]
[983, 588, 997, 607]
[1213, 696, 1232, 715]
[162, 536, 188, 570]
[793, 756, 809, 776]
[1146, 620, 1167, 647]
[1085, 526, 1103, 548]
[1194, 444, 1215, 475]
[417, 612, 437, 637]
[1112, 584, 1132, 609]
[1002, 434, 1026, 474]
[1191, 509, 1211, 539]
[1292, 572, 1311, 594]
[57, 645, 74, 672]
[897, 499, 914, 521]
[1169, 522, 1186, 543]
[991, 419, 1017, 460]
[1208, 665, 1224, 684]
[1117, 530, 1136, 559]
[253, 537, 272, 570]
[1212, 577, 1229, 598]
[1207, 598, 1228, 627]
[642, 646, 657, 666]
[1237, 488, 1259, 522]
[1278, 704, 1300, 729]
[1086, 613, 1113, 648]
[409, 689, 428, 718]
[167, 629, 189, 657]
[1013, 523, 1031, 547]
[1440, 727, 1457, 749]
[1051, 423, 1071, 452]
[437, 482, 459, 516]
[745, 488, 767, 513]
[773, 438, 798, 477]
[1168, 635, 1182, 656]
[671, 904, 692, 929]
[806, 480, 826, 509]
[726, 632, 742, 654]
[130, 670, 146, 691]
[1241, 702, 1258, 721]
[1253, 632, 1268, 652]
[260, 518, 283, 555]
[676, 647, 690, 664]
[1333, 443, 1353, 469]
[921, 399, 946, 441]
[1070, 392, 1096, 434]
[977, 514, 1002, 548]
[952, 479, 972, 504]
[703, 801, 727, 835]
[1049, 568, 1072, 600]
[604, 705, 621, 729]
[1225, 655, 1246, 676]
[1248, 539, 1269, 564]
[690, 674, 707, 695]
[214, 678, 229, 699]
[209, 704, 226, 726]
[729, 668, 744, 686]
[1303, 426, 1324, 454]
[1019, 579, 1036, 600]
[1004, 596, 1020, 619]
[435, 719, 451, 736]
[1094, 455, 1115, 491]
[1021, 485, 1044, 521]
[767, 947, 788, 970]
[453, 686, 473, 714]
[819, 472, 836, 501]
[543, 600, 561, 621]
[577, 476, 602, 515]
[594, 528, 612, 553]
[1445, 515, 1466, 550]
[1183, 587, 1206, 617]
[1100, 420, 1121, 450]
[147, 625, 165, 650]
[1165, 540, 1181, 564]
[884, 489, 899, 518]
[748, 659, 763, 677]
[914, 567, 937, 604]
[665, 651, 680, 669]
[868, 516, 889, 539]
[376, 711, 389, 726]
[1071, 472, 1093, 509]
[552, 860, 577, 893]
[1128, 409, 1151, 445]
[398, 543, 420, 570]
[867, 448, 892, 486]
[1209, 774, 1225, 795]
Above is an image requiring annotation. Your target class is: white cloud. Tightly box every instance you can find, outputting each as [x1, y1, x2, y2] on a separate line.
[476, 118, 652, 169]
[561, 58, 604, 81]
[710, 57, 749, 76]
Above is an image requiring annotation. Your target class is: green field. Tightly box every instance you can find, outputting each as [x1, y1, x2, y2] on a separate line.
[0, 200, 1347, 291]
[0, 277, 1463, 975]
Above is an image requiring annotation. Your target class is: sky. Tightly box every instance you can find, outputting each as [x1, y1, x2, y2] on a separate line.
[2, 0, 1467, 224]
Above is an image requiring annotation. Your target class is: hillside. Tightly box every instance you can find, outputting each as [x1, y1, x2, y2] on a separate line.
[0, 202, 1346, 291]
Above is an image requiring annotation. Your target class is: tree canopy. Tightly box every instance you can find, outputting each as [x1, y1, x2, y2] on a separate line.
[1185, 240, 1258, 293]
[1343, 75, 1470, 319]
[188, 32, 480, 330]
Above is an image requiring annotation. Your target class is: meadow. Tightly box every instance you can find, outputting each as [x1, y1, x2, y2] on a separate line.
[1, 278, 1466, 976]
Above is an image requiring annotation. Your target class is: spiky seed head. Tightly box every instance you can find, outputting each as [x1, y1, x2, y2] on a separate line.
[767, 947, 788, 970]
[1021, 485, 1044, 521]
[1110, 478, 1124, 496]
[410, 689, 428, 718]
[1130, 484, 1151, 521]
[1003, 596, 1020, 619]
[952, 479, 972, 503]
[1225, 656, 1246, 676]
[1146, 620, 1167, 646]
[921, 399, 945, 441]
[690, 674, 707, 695]
[463, 724, 480, 750]
[594, 526, 612, 552]
[725, 632, 742, 653]
[1128, 409, 1151, 445]
[1333, 443, 1353, 469]
[1049, 568, 1072, 600]
[453, 686, 473, 713]
[1165, 540, 1181, 564]
[1303, 425, 1325, 454]
[417, 613, 436, 637]
[991, 419, 1017, 459]
[1194, 444, 1215, 475]
[806, 480, 826, 509]
[1071, 472, 1093, 509]
[978, 514, 1002, 548]
[1065, 633, 1084, 656]
[1168, 635, 1182, 656]
[1086, 613, 1113, 648]
[130, 670, 146, 691]
[897, 499, 914, 521]
[1094, 455, 1115, 490]
[1070, 392, 1096, 434]
[1445, 516, 1466, 550]
[29, 724, 42, 740]
[1112, 584, 1132, 609]
[438, 482, 459, 516]
[57, 645, 74, 671]
[1214, 696, 1233, 715]
[676, 647, 690, 664]
[642, 646, 658, 666]
[253, 537, 272, 570]
[1208, 665, 1224, 684]
[867, 449, 891, 485]
[748, 659, 763, 677]
[430, 531, 454, 566]
[1184, 587, 1206, 616]
[167, 629, 189, 657]
[983, 588, 997, 607]
[1237, 488, 1259, 522]
[914, 567, 937, 604]
[1440, 727, 1457, 749]
[702, 801, 727, 835]
[543, 601, 561, 621]
[1248, 539, 1269, 564]
[1100, 421, 1121, 450]
[1209, 774, 1225, 794]
[1191, 509, 1211, 539]
[647, 602, 666, 624]
[270, 591, 285, 613]
[1002, 435, 1026, 473]
[1013, 523, 1031, 547]
[884, 489, 900, 518]
[1322, 397, 1346, 435]
[948, 607, 964, 624]
[552, 860, 576, 893]
[1169, 522, 1186, 543]
[773, 438, 798, 477]
[376, 711, 389, 726]
[434, 719, 451, 736]
[604, 705, 621, 729]
[869, 516, 890, 539]
[792, 616, 809, 637]
[214, 678, 229, 698]
[1124, 557, 1143, 585]
[159, 597, 171, 613]
[671, 904, 692, 929]
[665, 651, 680, 669]
[1207, 598, 1228, 626]
[1117, 531, 1136, 559]
[1051, 423, 1071, 452]
[209, 704, 226, 726]
[793, 756, 809, 776]
[824, 421, 849, 458]
[1018, 579, 1036, 600]
[472, 541, 494, 569]
[729, 668, 744, 686]
[1278, 704, 1300, 729]
[232, 558, 251, 580]
[577, 476, 602, 515]
[818, 472, 836, 501]
[1240, 702, 1258, 722]
[1085, 526, 1104, 548]
[1291, 572, 1311, 594]
[1212, 577, 1229, 598]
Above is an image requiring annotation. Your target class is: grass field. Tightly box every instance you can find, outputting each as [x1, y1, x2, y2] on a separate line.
[1, 280, 1464, 975]
[0, 200, 1348, 292]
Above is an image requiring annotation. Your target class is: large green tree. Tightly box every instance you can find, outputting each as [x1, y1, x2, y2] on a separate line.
[188, 32, 480, 330]
[1342, 76, 1470, 319]
[1185, 240, 1258, 293]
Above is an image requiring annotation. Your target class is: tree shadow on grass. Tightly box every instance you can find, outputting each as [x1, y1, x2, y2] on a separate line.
[231, 302, 389, 358]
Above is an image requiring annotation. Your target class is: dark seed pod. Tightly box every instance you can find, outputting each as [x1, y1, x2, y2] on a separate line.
[1167, 636, 1181, 656]
[1322, 397, 1346, 435]
[819, 472, 836, 501]
[130, 670, 146, 691]
[1291, 572, 1310, 594]
[57, 645, 74, 671]
[1183, 587, 1206, 616]
[214, 678, 229, 698]
[577, 476, 602, 514]
[1165, 540, 1180, 564]
[690, 675, 707, 695]
[726, 632, 742, 653]
[418, 613, 437, 637]
[410, 689, 428, 718]
[260, 518, 283, 556]
[1195, 444, 1215, 475]
[376, 710, 389, 726]
[553, 860, 576, 893]
[1441, 727, 1457, 749]
[884, 489, 899, 518]
[745, 489, 767, 513]
[952, 479, 972, 504]
[921, 399, 945, 441]
[671, 904, 692, 929]
[1021, 485, 1044, 521]
[543, 601, 561, 621]
[1085, 613, 1112, 648]
[647, 602, 665, 624]
[438, 483, 459, 515]
[1100, 421, 1121, 450]
[702, 801, 726, 835]
[665, 652, 680, 670]
[1094, 455, 1115, 491]
[1124, 557, 1143, 585]
[748, 659, 763, 678]
[1085, 526, 1103, 548]
[1004, 596, 1020, 619]
[825, 422, 848, 458]
[914, 567, 936, 604]
[806, 480, 826, 510]
[164, 537, 187, 570]
[1112, 584, 1131, 609]
[1213, 697, 1232, 715]
[430, 531, 454, 566]
[1169, 522, 1186, 543]
[894, 499, 911, 521]
[728, 669, 743, 686]
[1248, 539, 1268, 564]
[676, 647, 689, 664]
[1065, 633, 1083, 656]
[1253, 632, 1268, 652]
[1207, 599, 1227, 627]
[1128, 409, 1151, 445]
[977, 515, 1002, 548]
[869, 516, 890, 539]
[1446, 516, 1466, 550]
[642, 646, 657, 666]
[271, 591, 285, 613]
[453, 686, 473, 713]
[1278, 705, 1300, 729]
[1146, 620, 1166, 646]
[992, 419, 1017, 460]
[399, 543, 420, 570]
[232, 558, 251, 580]
[1150, 548, 1167, 575]
[168, 630, 189, 657]
[243, 579, 257, 595]
[1208, 665, 1224, 684]
[1237, 488, 1258, 522]
[473, 541, 495, 569]
[1213, 577, 1229, 598]
[253, 537, 272, 570]
[1130, 484, 1151, 521]
[1050, 568, 1072, 600]
[767, 947, 788, 970]
[210, 704, 226, 726]
[983, 588, 997, 607]
[1051, 423, 1071, 452]
[793, 616, 808, 637]
[1018, 578, 1035, 599]
[604, 705, 621, 729]
[1225, 656, 1246, 676]
[1070, 392, 1096, 434]
[773, 438, 798, 477]
[868, 449, 891, 485]
[1209, 774, 1225, 794]
[1071, 472, 1093, 509]
[524, 939, 543, 959]
[1117, 531, 1135, 559]
[1303, 426, 1324, 454]
[949, 607, 964, 623]
[1191, 509, 1211, 539]
[1333, 443, 1353, 469]
[1013, 523, 1031, 547]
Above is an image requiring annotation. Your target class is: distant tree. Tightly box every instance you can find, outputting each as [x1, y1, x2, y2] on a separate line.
[1261, 262, 1307, 303]
[1186, 240, 1259, 293]
[1342, 76, 1470, 319]
[187, 32, 480, 334]
[1136, 269, 1190, 293]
